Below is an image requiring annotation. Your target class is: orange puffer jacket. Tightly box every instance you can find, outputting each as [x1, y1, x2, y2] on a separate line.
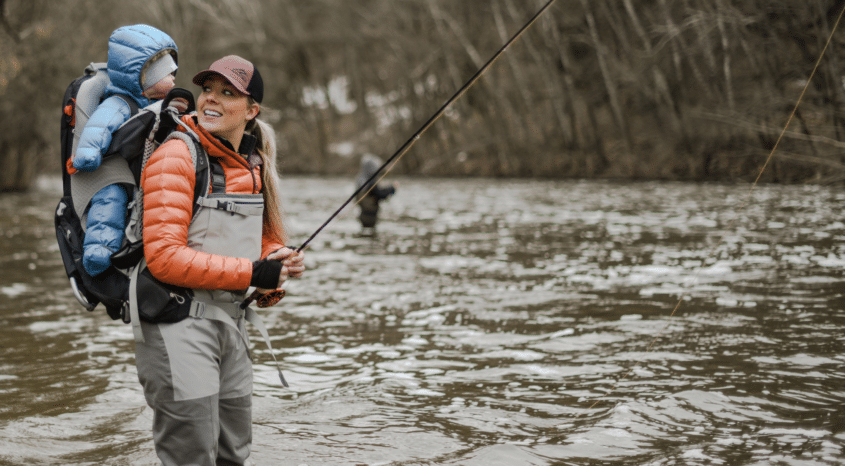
[141, 115, 285, 290]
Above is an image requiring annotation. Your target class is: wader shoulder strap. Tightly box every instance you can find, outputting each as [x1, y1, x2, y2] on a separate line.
[188, 301, 288, 387]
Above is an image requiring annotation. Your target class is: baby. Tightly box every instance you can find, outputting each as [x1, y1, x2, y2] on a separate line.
[69, 24, 178, 276]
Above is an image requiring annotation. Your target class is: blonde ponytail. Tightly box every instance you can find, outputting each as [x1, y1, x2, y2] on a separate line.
[248, 117, 287, 245]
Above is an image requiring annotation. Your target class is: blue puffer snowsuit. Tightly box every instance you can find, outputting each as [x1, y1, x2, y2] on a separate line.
[73, 24, 177, 276]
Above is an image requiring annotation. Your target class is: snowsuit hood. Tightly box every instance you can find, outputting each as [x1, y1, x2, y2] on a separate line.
[106, 24, 178, 108]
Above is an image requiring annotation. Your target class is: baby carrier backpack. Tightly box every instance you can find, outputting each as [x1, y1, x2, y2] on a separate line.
[55, 63, 291, 386]
[55, 62, 205, 322]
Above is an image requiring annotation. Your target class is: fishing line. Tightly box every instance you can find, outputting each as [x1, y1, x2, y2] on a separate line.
[578, 3, 845, 416]
[295, 0, 558, 252]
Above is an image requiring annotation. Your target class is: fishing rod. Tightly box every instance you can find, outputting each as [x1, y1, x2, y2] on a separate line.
[243, 0, 557, 310]
[295, 0, 558, 252]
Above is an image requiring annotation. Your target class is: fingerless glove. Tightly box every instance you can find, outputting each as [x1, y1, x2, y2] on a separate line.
[251, 259, 283, 289]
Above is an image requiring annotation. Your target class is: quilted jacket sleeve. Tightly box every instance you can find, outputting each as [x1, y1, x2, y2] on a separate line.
[141, 139, 254, 290]
[73, 96, 134, 172]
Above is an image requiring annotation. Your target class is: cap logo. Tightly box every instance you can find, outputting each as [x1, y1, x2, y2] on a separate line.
[231, 68, 250, 84]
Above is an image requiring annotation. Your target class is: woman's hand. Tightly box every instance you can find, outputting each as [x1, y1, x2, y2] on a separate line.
[266, 247, 306, 286]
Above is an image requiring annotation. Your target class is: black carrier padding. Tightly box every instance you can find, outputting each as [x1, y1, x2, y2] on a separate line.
[55, 195, 128, 320]
[136, 267, 193, 323]
[109, 237, 144, 270]
[60, 84, 76, 196]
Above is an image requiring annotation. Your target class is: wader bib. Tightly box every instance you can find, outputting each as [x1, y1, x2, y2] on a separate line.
[185, 191, 277, 370]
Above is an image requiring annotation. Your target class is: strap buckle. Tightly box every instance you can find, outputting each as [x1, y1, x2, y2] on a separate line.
[189, 301, 206, 318]
[217, 200, 237, 213]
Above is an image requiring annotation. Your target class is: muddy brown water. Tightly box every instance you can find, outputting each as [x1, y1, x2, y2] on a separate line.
[0, 176, 843, 465]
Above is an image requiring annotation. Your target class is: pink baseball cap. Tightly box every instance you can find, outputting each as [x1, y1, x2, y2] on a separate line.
[192, 55, 264, 103]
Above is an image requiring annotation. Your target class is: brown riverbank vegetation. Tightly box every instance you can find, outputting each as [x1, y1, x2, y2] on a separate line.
[1, 0, 845, 191]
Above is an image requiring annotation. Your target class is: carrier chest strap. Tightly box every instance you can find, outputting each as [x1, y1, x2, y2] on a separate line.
[188, 301, 288, 387]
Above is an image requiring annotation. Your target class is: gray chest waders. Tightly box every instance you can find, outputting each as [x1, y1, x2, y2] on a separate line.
[129, 183, 288, 386]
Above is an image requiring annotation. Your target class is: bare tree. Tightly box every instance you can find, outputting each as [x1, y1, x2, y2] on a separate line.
[3, 0, 845, 191]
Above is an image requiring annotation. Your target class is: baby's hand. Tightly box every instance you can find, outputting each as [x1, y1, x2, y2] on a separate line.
[167, 97, 190, 113]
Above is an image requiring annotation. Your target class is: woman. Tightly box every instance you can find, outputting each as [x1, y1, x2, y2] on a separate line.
[135, 55, 304, 466]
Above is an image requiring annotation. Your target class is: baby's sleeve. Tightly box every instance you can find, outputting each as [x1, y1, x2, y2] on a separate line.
[73, 96, 135, 172]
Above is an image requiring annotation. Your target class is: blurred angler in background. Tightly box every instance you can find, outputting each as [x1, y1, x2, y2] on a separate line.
[355, 153, 396, 236]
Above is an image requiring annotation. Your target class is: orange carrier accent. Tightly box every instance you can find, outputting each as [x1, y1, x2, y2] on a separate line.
[66, 157, 77, 175]
[64, 99, 76, 126]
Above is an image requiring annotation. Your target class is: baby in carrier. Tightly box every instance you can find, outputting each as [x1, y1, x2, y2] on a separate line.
[67, 24, 178, 276]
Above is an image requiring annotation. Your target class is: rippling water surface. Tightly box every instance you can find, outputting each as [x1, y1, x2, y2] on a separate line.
[0, 176, 843, 465]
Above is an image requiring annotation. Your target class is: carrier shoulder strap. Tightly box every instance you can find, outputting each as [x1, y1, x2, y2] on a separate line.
[113, 94, 140, 117]
[210, 159, 226, 194]
[164, 129, 210, 211]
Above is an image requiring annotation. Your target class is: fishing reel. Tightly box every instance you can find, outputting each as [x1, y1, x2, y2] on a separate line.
[241, 288, 286, 309]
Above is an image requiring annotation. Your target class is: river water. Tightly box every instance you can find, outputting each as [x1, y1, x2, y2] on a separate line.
[0, 175, 843, 465]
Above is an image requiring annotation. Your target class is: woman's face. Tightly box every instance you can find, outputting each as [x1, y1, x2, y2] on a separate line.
[197, 75, 259, 144]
